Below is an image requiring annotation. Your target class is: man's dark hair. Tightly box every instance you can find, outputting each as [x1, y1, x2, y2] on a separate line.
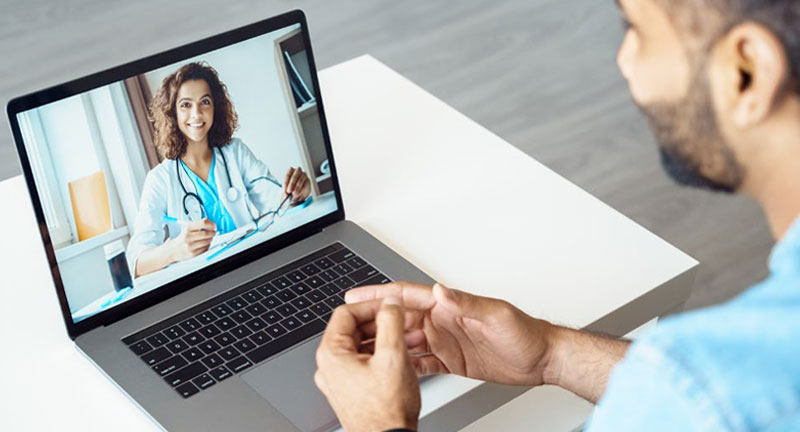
[656, 0, 800, 93]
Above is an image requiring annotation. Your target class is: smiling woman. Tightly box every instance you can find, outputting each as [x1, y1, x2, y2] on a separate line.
[149, 62, 238, 160]
[126, 61, 313, 278]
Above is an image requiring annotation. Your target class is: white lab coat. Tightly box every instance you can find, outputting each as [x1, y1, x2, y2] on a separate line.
[126, 138, 283, 274]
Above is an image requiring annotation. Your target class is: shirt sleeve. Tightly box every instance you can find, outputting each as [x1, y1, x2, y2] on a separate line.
[233, 139, 283, 214]
[126, 168, 168, 276]
[586, 340, 704, 432]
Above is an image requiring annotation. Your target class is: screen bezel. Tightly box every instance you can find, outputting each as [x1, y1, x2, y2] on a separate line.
[6, 10, 346, 340]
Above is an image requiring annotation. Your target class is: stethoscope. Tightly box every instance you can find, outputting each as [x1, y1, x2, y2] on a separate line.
[176, 148, 281, 221]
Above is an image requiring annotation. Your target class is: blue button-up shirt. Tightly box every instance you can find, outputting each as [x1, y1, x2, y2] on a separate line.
[588, 216, 800, 431]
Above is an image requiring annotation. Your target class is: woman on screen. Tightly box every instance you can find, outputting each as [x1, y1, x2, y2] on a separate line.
[127, 62, 311, 277]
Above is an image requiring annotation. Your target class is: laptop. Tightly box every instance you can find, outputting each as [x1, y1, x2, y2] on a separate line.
[6, 10, 433, 432]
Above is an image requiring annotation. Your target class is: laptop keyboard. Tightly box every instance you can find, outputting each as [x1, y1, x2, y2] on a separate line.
[122, 242, 391, 398]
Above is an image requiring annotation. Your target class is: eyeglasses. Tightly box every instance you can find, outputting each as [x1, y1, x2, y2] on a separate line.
[205, 194, 294, 260]
[254, 193, 293, 232]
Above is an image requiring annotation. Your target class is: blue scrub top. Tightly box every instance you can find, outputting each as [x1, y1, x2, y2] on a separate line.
[180, 153, 237, 235]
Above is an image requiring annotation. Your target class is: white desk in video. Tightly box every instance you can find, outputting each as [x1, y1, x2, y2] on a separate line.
[0, 55, 697, 431]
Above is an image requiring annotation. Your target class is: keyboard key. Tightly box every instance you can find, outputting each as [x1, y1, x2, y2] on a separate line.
[233, 339, 255, 353]
[271, 276, 292, 290]
[329, 248, 355, 263]
[324, 296, 344, 309]
[199, 324, 221, 338]
[281, 316, 302, 331]
[245, 302, 267, 316]
[314, 257, 334, 269]
[210, 366, 233, 382]
[248, 320, 325, 364]
[245, 317, 267, 332]
[166, 340, 189, 354]
[165, 362, 207, 387]
[249, 331, 272, 346]
[146, 333, 169, 348]
[129, 340, 152, 355]
[290, 282, 311, 296]
[286, 270, 305, 283]
[256, 284, 278, 297]
[180, 317, 201, 333]
[320, 284, 337, 296]
[216, 317, 236, 331]
[153, 355, 187, 376]
[305, 276, 325, 289]
[199, 340, 221, 355]
[310, 303, 329, 317]
[202, 354, 224, 368]
[231, 310, 253, 324]
[226, 297, 248, 310]
[290, 297, 311, 310]
[230, 325, 253, 339]
[319, 269, 338, 282]
[182, 347, 203, 362]
[300, 263, 321, 275]
[296, 310, 315, 323]
[261, 295, 281, 309]
[176, 382, 199, 398]
[182, 331, 204, 346]
[164, 325, 186, 340]
[226, 356, 253, 373]
[332, 277, 355, 291]
[357, 274, 392, 287]
[306, 290, 325, 303]
[277, 290, 297, 302]
[195, 311, 216, 325]
[142, 347, 171, 366]
[333, 263, 353, 275]
[192, 373, 216, 390]
[261, 311, 281, 324]
[211, 304, 233, 318]
[346, 256, 368, 270]
[277, 304, 298, 317]
[242, 289, 263, 303]
[218, 346, 240, 361]
[266, 324, 288, 339]
[349, 265, 379, 283]
[213, 333, 235, 347]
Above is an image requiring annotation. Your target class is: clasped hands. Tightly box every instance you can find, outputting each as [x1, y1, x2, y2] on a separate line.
[314, 282, 557, 432]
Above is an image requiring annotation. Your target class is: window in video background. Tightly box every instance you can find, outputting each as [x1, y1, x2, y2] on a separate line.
[16, 23, 336, 322]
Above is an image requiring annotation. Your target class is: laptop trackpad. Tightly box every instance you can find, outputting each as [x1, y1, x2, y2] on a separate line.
[241, 336, 338, 432]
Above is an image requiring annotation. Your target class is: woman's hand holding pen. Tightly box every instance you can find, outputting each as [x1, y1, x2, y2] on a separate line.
[169, 219, 217, 262]
[284, 167, 311, 205]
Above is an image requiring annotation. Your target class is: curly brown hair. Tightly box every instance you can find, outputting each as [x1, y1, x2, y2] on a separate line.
[148, 62, 238, 159]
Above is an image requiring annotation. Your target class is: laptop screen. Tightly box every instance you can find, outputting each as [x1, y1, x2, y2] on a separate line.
[13, 21, 339, 324]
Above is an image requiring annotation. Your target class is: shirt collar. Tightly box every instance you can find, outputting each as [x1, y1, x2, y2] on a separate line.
[768, 213, 800, 271]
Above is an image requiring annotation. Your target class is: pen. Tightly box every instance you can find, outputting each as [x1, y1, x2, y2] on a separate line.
[162, 215, 212, 231]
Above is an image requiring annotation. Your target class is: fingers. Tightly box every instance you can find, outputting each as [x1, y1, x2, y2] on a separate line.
[432, 283, 493, 320]
[345, 281, 437, 311]
[284, 167, 308, 196]
[373, 297, 407, 359]
[189, 218, 217, 232]
[411, 355, 449, 376]
[321, 299, 384, 353]
[283, 168, 295, 195]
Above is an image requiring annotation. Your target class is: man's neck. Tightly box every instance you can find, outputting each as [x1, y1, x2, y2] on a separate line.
[739, 101, 800, 241]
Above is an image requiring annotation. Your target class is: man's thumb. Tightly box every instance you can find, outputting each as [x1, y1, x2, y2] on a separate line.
[374, 296, 406, 357]
[433, 283, 485, 319]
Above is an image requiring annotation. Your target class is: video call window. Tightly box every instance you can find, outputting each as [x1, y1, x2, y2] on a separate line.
[16, 24, 337, 323]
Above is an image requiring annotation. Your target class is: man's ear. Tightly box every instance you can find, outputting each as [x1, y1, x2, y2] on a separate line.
[722, 22, 789, 127]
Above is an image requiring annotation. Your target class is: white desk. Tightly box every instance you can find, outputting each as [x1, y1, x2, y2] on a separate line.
[70, 193, 337, 323]
[0, 55, 697, 431]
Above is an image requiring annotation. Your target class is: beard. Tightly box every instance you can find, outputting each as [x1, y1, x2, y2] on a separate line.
[634, 65, 744, 193]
